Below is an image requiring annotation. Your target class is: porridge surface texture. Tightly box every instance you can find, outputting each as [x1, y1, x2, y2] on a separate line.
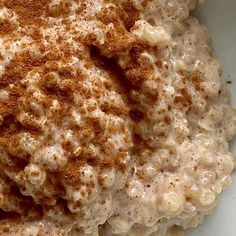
[0, 0, 235, 235]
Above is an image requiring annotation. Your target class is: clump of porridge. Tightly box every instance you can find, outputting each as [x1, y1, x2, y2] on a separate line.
[0, 0, 235, 235]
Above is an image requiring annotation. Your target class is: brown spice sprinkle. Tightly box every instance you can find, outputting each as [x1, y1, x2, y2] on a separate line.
[174, 88, 192, 107]
[190, 73, 204, 91]
[4, 0, 49, 26]
[119, 0, 140, 30]
[179, 70, 204, 92]
[119, 43, 154, 86]
[0, 0, 172, 232]
[0, 19, 16, 36]
[63, 159, 84, 187]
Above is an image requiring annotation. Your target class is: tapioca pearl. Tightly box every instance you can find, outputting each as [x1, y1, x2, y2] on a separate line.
[199, 154, 216, 168]
[151, 148, 170, 167]
[179, 202, 197, 219]
[108, 216, 132, 234]
[113, 170, 128, 190]
[0, 90, 9, 100]
[173, 125, 189, 143]
[34, 146, 67, 171]
[24, 164, 46, 186]
[135, 205, 155, 226]
[158, 191, 184, 214]
[211, 182, 222, 195]
[142, 163, 158, 179]
[126, 180, 144, 199]
[201, 81, 221, 97]
[207, 105, 223, 123]
[143, 23, 171, 46]
[79, 165, 95, 183]
[98, 168, 115, 188]
[199, 189, 216, 207]
[72, 185, 97, 202]
[105, 134, 126, 155]
[187, 184, 201, 200]
[220, 176, 232, 189]
[51, 99, 61, 111]
[199, 171, 216, 187]
[68, 200, 81, 213]
[219, 155, 234, 174]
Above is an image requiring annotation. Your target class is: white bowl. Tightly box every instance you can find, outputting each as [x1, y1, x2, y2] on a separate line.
[188, 1, 236, 235]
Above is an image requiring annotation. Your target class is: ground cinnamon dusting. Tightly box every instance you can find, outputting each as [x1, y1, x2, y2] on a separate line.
[4, 0, 49, 26]
[0, 19, 16, 36]
[64, 160, 84, 187]
[120, 1, 140, 30]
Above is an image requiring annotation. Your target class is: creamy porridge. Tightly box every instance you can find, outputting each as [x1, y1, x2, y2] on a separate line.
[0, 0, 235, 235]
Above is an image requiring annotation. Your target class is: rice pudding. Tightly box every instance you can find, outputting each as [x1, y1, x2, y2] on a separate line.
[0, 0, 235, 235]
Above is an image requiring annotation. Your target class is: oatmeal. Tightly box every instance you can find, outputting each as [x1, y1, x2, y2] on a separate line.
[0, 0, 235, 235]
